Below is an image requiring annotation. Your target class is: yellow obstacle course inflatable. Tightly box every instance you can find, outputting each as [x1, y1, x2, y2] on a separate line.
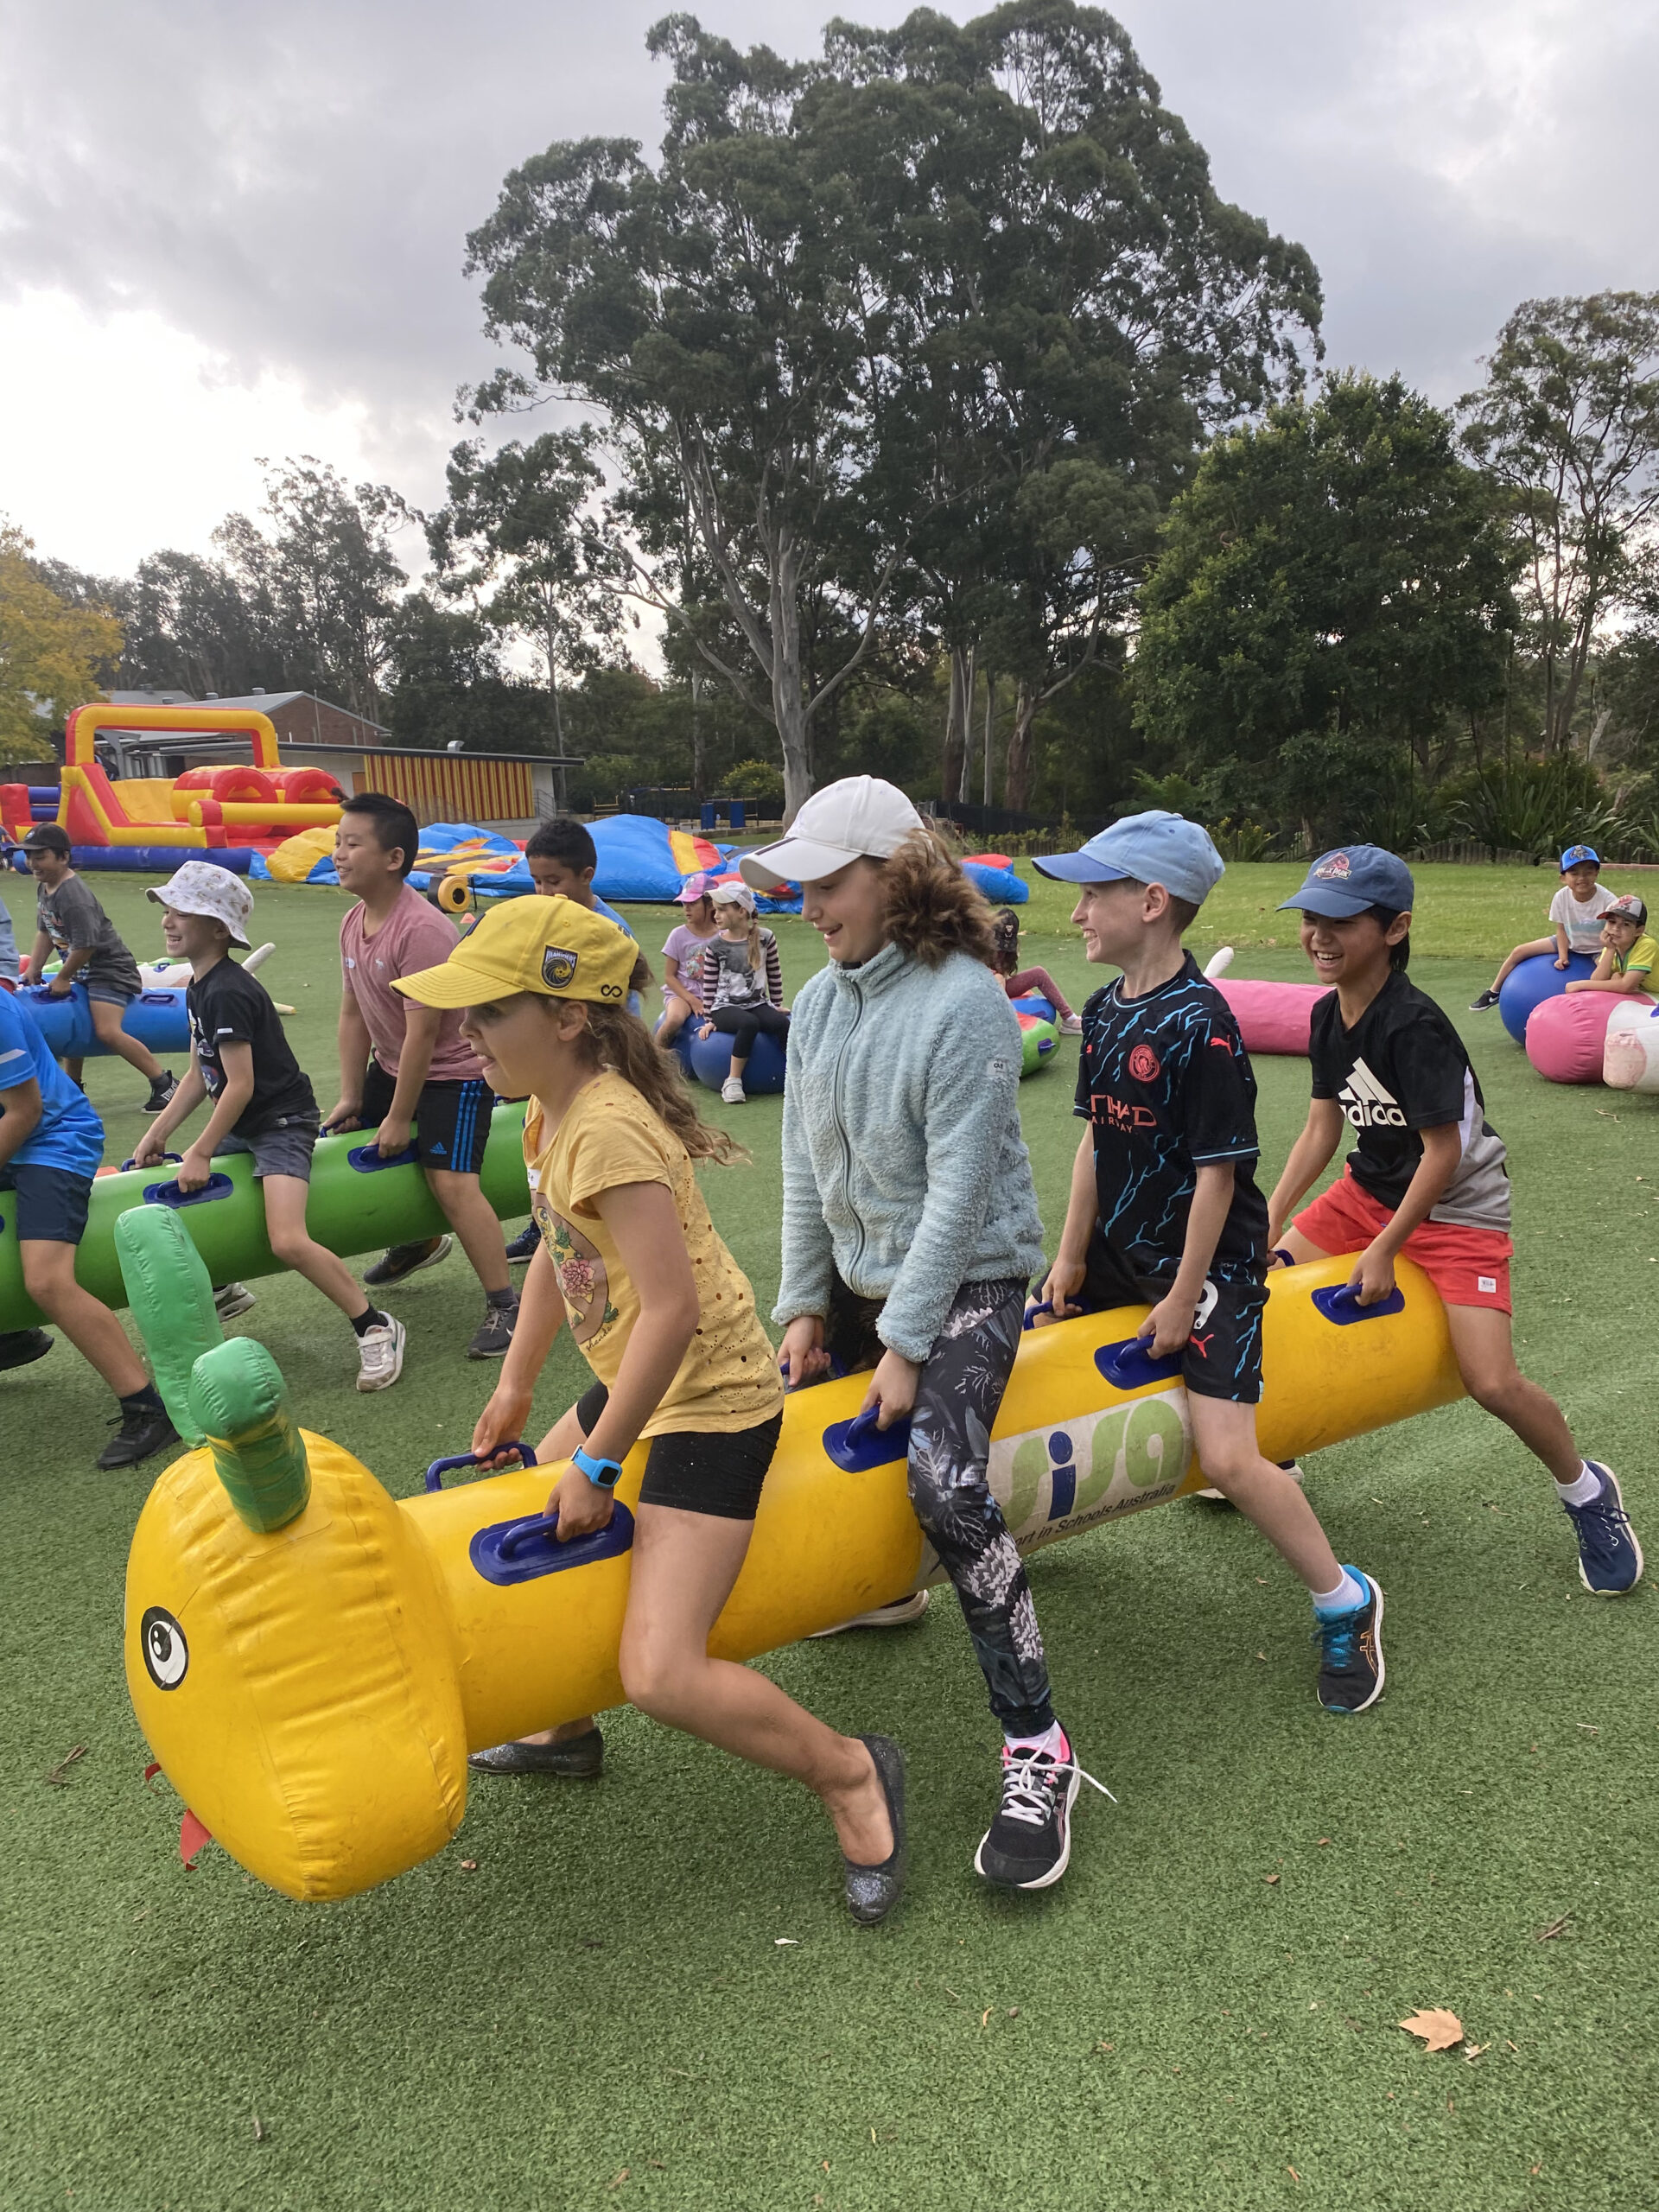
[121, 1211, 1463, 1903]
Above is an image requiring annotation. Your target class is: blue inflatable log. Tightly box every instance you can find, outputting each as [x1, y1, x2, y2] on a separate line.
[67, 846, 258, 875]
[687, 1023, 787, 1096]
[1499, 952, 1598, 1044]
[13, 982, 191, 1058]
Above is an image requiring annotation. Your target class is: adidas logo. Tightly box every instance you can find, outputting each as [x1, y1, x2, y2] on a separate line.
[1338, 1058, 1407, 1129]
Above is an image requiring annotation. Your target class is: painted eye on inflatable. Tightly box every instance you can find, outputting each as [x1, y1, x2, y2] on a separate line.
[139, 1606, 188, 1690]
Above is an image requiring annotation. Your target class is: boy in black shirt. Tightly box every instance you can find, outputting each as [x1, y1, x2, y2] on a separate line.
[1270, 844, 1641, 1598]
[1031, 810, 1385, 1713]
[130, 863, 406, 1393]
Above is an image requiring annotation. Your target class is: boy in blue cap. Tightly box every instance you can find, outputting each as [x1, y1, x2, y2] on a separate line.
[1471, 844, 1617, 1010]
[1270, 845, 1641, 1597]
[1029, 812, 1386, 1713]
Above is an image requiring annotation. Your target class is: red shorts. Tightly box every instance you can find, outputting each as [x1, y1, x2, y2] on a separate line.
[1293, 1169, 1513, 1313]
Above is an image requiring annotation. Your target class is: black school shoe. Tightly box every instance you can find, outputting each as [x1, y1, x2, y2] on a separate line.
[98, 1402, 178, 1471]
[0, 1328, 54, 1371]
[1313, 1570, 1386, 1713]
[468, 1727, 606, 1778]
[842, 1734, 906, 1925]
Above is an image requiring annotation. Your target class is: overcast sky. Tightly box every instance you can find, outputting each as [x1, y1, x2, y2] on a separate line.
[1, 0, 1654, 580]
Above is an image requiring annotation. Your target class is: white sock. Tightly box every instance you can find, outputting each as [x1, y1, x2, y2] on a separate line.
[1006, 1719, 1068, 1758]
[1310, 1567, 1366, 1616]
[1555, 1462, 1601, 1508]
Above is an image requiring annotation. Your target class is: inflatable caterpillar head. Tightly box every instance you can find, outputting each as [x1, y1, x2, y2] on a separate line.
[118, 1211, 467, 1900]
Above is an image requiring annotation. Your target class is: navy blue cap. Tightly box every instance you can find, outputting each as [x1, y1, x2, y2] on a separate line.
[1560, 844, 1600, 870]
[1033, 810, 1225, 906]
[1279, 845, 1415, 918]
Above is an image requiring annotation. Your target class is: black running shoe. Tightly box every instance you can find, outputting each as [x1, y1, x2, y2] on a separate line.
[974, 1730, 1111, 1890]
[1469, 988, 1502, 1011]
[0, 1327, 54, 1371]
[468, 1727, 605, 1777]
[97, 1402, 178, 1471]
[364, 1235, 453, 1287]
[505, 1222, 541, 1264]
[1313, 1569, 1386, 1713]
[143, 1071, 178, 1112]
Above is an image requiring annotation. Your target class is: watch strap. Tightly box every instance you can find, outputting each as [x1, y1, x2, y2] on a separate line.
[571, 1445, 622, 1490]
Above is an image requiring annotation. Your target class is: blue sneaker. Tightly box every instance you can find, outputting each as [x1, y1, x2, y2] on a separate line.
[1313, 1569, 1385, 1714]
[1564, 1463, 1643, 1596]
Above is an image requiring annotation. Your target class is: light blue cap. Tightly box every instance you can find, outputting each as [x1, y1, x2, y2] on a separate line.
[1032, 810, 1225, 906]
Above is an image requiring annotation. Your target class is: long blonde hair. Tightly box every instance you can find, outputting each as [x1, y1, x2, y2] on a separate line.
[578, 953, 747, 1165]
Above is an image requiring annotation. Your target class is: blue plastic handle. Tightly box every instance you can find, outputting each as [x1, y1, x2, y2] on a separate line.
[1094, 1337, 1185, 1391]
[348, 1140, 421, 1173]
[1313, 1283, 1406, 1325]
[121, 1152, 182, 1172]
[822, 1407, 912, 1472]
[1022, 1300, 1054, 1332]
[143, 1172, 236, 1209]
[423, 1440, 536, 1493]
[468, 1501, 636, 1586]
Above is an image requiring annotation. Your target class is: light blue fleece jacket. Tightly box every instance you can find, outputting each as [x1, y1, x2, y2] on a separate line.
[776, 941, 1046, 1363]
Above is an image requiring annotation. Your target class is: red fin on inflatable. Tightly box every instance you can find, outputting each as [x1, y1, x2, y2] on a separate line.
[180, 1808, 213, 1870]
[143, 1762, 162, 1782]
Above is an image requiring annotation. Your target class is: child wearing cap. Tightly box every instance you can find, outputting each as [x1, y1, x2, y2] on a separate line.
[751, 775, 1106, 1895]
[0, 979, 177, 1463]
[1471, 846, 1618, 1010]
[21, 823, 177, 1109]
[655, 875, 720, 1046]
[130, 862, 408, 1393]
[695, 881, 788, 1103]
[1270, 845, 1641, 1597]
[1030, 811, 1387, 1715]
[402, 893, 907, 1924]
[322, 791, 518, 1361]
[1565, 896, 1659, 995]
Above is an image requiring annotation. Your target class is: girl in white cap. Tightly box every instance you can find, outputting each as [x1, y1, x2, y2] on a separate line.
[747, 778, 1103, 1892]
[696, 880, 789, 1102]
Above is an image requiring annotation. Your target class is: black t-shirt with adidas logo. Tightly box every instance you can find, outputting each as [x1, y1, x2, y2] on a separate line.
[1309, 969, 1511, 1231]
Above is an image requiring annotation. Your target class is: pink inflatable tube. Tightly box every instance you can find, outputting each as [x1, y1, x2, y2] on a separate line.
[1213, 977, 1332, 1056]
[1525, 988, 1655, 1084]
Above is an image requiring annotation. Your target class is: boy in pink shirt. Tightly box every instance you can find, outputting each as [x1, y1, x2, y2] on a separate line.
[323, 793, 518, 1359]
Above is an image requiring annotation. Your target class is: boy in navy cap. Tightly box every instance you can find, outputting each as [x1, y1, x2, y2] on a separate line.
[1029, 812, 1386, 1713]
[1270, 845, 1641, 1597]
[1471, 844, 1617, 1010]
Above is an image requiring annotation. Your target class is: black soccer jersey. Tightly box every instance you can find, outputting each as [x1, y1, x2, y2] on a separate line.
[1074, 952, 1268, 1281]
[1308, 969, 1510, 1231]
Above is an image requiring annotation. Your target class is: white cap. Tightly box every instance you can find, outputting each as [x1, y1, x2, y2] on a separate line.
[709, 878, 756, 913]
[739, 776, 925, 892]
[147, 860, 253, 948]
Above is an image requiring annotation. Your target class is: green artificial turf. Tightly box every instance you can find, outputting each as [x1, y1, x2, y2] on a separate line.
[3, 864, 1657, 2212]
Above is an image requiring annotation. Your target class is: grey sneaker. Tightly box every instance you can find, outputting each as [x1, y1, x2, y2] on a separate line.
[364, 1236, 453, 1287]
[213, 1281, 257, 1322]
[809, 1591, 931, 1638]
[467, 1301, 519, 1360]
[355, 1315, 406, 1391]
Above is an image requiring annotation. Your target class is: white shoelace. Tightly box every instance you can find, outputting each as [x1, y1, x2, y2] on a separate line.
[997, 1746, 1117, 1826]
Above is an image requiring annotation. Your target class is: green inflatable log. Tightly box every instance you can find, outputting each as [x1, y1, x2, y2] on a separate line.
[0, 1104, 529, 1333]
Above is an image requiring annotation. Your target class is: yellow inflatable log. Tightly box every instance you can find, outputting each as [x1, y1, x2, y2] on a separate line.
[125, 1255, 1463, 1901]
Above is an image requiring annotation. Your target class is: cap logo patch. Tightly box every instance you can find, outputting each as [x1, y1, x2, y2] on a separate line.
[543, 945, 578, 989]
[1313, 853, 1351, 879]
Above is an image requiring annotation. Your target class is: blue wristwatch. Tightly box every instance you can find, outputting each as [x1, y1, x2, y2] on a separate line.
[570, 1445, 623, 1491]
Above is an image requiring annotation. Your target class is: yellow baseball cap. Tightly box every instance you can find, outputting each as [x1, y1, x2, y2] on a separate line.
[392, 893, 637, 1009]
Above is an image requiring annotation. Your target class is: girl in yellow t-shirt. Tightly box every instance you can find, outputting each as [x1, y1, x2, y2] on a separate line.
[395, 893, 905, 1925]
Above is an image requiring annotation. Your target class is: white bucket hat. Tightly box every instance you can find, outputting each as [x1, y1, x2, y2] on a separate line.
[148, 861, 253, 948]
[738, 775, 925, 892]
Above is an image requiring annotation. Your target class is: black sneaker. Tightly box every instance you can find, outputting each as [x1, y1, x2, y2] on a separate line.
[974, 1729, 1111, 1891]
[1469, 988, 1502, 1011]
[505, 1222, 541, 1264]
[1313, 1569, 1386, 1713]
[467, 1301, 518, 1359]
[97, 1402, 178, 1471]
[468, 1727, 605, 1778]
[0, 1327, 54, 1371]
[364, 1235, 453, 1287]
[143, 1071, 178, 1112]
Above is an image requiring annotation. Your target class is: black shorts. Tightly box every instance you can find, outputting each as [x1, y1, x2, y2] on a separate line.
[0, 1161, 92, 1244]
[1080, 1230, 1266, 1405]
[362, 1058, 493, 1175]
[574, 1381, 781, 1521]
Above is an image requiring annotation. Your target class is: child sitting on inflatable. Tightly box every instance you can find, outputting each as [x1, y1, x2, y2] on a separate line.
[1565, 895, 1659, 997]
[404, 894, 906, 1924]
[21, 823, 177, 1110]
[1471, 844, 1617, 1011]
[989, 906, 1083, 1033]
[655, 874, 719, 1046]
[1269, 845, 1642, 1597]
[1029, 812, 1386, 1714]
[131, 863, 408, 1393]
[696, 881, 789, 1103]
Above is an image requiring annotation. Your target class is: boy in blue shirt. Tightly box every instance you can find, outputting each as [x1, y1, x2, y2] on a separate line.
[0, 987, 175, 1463]
[1028, 811, 1386, 1714]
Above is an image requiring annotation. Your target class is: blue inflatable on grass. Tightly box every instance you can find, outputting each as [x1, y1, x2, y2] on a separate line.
[15, 981, 191, 1058]
[1498, 951, 1597, 1044]
[686, 1024, 787, 1096]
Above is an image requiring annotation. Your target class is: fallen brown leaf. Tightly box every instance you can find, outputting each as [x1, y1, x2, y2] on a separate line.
[1535, 1913, 1571, 1942]
[1095, 2041, 1115, 2054]
[1263, 1873, 1281, 1886]
[44, 1745, 87, 1788]
[1399, 2008, 1464, 2052]
[459, 1859, 478, 1872]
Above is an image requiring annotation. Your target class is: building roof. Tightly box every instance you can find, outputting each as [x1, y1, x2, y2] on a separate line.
[105, 690, 388, 732]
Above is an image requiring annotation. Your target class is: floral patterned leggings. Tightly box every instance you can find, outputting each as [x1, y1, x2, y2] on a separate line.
[825, 1274, 1056, 1738]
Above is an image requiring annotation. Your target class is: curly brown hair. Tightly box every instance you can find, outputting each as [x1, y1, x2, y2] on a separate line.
[576, 965, 748, 1166]
[879, 828, 998, 969]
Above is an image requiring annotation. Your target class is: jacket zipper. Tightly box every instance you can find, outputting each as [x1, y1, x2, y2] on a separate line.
[830, 970, 868, 1282]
